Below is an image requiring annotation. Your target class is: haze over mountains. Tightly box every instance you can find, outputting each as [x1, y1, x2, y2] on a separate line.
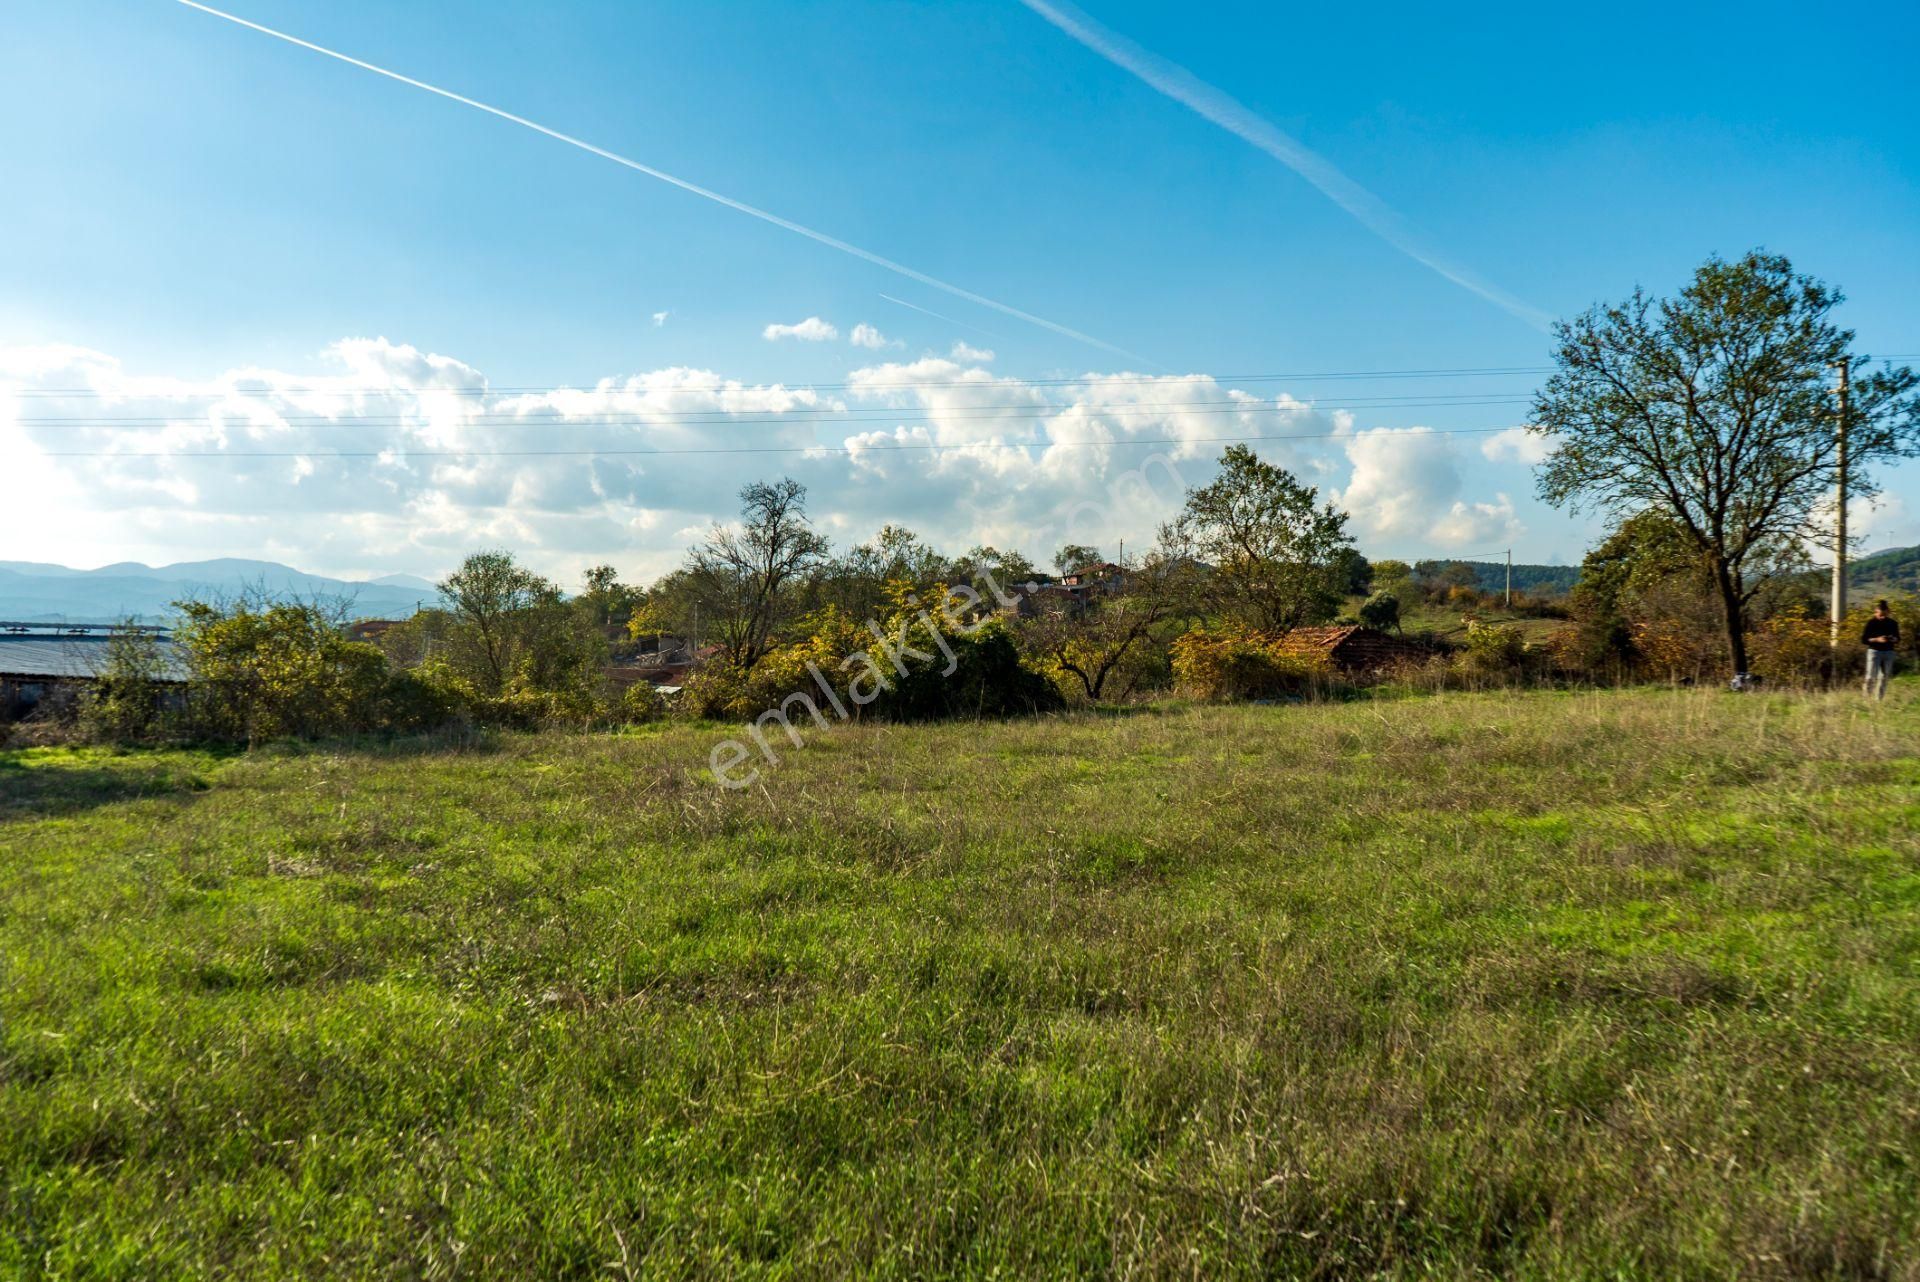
[3, 546, 1913, 627]
[0, 559, 437, 624]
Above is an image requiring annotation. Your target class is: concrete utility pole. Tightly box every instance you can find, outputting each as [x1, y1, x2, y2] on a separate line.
[1830, 359, 1851, 646]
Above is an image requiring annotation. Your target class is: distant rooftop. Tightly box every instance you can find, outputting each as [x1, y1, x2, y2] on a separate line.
[0, 625, 188, 681]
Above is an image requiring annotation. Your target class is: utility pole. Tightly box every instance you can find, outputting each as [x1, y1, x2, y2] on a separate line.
[1505, 549, 1512, 611]
[1830, 359, 1851, 646]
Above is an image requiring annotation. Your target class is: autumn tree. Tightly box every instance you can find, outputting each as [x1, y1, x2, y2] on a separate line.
[437, 551, 547, 696]
[954, 545, 1041, 594]
[686, 478, 829, 671]
[1531, 251, 1918, 675]
[578, 564, 641, 630]
[817, 524, 953, 619]
[436, 551, 605, 699]
[1052, 543, 1102, 576]
[1161, 444, 1354, 633]
[1020, 550, 1195, 701]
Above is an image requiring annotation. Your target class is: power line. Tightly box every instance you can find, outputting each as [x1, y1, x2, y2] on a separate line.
[1, 364, 1561, 398]
[35, 423, 1528, 460]
[15, 355, 1904, 401]
[17, 357, 1915, 400]
[14, 394, 1537, 428]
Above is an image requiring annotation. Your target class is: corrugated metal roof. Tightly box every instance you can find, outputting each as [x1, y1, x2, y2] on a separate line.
[0, 636, 189, 680]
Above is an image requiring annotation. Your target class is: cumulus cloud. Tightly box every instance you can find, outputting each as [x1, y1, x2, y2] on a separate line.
[1335, 426, 1526, 550]
[849, 322, 904, 351]
[951, 342, 996, 363]
[1480, 425, 1553, 466]
[1430, 495, 1523, 546]
[651, 311, 670, 327]
[2, 334, 1546, 583]
[762, 317, 838, 342]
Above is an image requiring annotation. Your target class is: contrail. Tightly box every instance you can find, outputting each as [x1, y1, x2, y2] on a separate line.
[877, 293, 1006, 341]
[171, 0, 1149, 364]
[1016, 0, 1554, 332]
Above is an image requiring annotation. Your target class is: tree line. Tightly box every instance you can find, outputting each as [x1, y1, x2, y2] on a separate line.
[68, 250, 1919, 746]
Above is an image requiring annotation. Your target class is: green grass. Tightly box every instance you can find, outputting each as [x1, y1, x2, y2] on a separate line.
[1379, 597, 1568, 644]
[4, 684, 1919, 1278]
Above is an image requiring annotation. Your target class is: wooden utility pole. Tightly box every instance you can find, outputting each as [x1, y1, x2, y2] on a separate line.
[1504, 549, 1512, 610]
[1830, 359, 1851, 646]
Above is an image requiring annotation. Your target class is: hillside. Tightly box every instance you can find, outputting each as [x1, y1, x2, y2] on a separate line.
[0, 559, 436, 624]
[5, 685, 1916, 1275]
[1772, 544, 1920, 608]
[1848, 543, 1920, 597]
[1430, 559, 1582, 596]
[1433, 544, 1920, 603]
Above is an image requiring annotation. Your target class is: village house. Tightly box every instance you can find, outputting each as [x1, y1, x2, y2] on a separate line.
[607, 638, 721, 694]
[1272, 625, 1433, 673]
[0, 622, 189, 721]
[1056, 562, 1125, 593]
[344, 618, 403, 644]
[997, 579, 1082, 618]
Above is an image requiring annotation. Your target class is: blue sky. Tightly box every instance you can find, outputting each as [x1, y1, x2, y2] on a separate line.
[3, 0, 1917, 581]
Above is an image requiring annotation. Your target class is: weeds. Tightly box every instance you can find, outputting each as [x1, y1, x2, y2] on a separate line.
[2, 683, 1917, 1277]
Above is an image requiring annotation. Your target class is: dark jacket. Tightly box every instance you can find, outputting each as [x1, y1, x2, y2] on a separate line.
[1862, 616, 1900, 652]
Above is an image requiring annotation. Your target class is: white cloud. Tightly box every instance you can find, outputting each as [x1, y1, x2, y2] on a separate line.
[1335, 426, 1526, 551]
[651, 311, 670, 327]
[4, 335, 1570, 583]
[950, 342, 996, 363]
[1430, 495, 1523, 547]
[762, 316, 838, 343]
[1480, 425, 1553, 466]
[848, 323, 899, 350]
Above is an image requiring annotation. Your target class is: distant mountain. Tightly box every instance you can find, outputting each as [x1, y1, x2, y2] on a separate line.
[0, 559, 438, 624]
[371, 572, 439, 591]
[1846, 544, 1920, 597]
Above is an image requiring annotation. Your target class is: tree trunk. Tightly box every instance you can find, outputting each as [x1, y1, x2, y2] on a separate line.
[1710, 556, 1748, 675]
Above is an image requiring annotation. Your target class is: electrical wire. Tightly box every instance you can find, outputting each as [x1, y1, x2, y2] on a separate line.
[34, 423, 1529, 460]
[15, 356, 1914, 400]
[1, 364, 1561, 397]
[13, 394, 1538, 428]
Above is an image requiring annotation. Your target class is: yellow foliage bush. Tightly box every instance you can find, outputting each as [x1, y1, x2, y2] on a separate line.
[1632, 617, 1721, 679]
[1747, 607, 1835, 684]
[1456, 621, 1529, 679]
[1170, 628, 1331, 701]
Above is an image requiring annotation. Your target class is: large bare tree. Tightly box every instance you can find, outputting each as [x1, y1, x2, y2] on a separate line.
[688, 478, 829, 671]
[1531, 251, 1917, 675]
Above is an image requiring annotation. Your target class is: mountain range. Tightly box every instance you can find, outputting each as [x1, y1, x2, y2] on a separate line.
[0, 559, 439, 624]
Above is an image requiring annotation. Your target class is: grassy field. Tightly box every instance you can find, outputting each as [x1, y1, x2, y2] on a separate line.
[4, 683, 1919, 1278]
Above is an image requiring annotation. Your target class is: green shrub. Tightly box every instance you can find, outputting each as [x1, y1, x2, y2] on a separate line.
[1358, 591, 1401, 632]
[678, 604, 1061, 724]
[79, 627, 172, 743]
[616, 682, 668, 725]
[871, 618, 1062, 720]
[173, 601, 394, 742]
[1455, 622, 1536, 683]
[379, 665, 465, 732]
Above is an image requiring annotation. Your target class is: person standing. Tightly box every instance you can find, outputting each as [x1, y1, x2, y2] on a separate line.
[1861, 600, 1900, 700]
